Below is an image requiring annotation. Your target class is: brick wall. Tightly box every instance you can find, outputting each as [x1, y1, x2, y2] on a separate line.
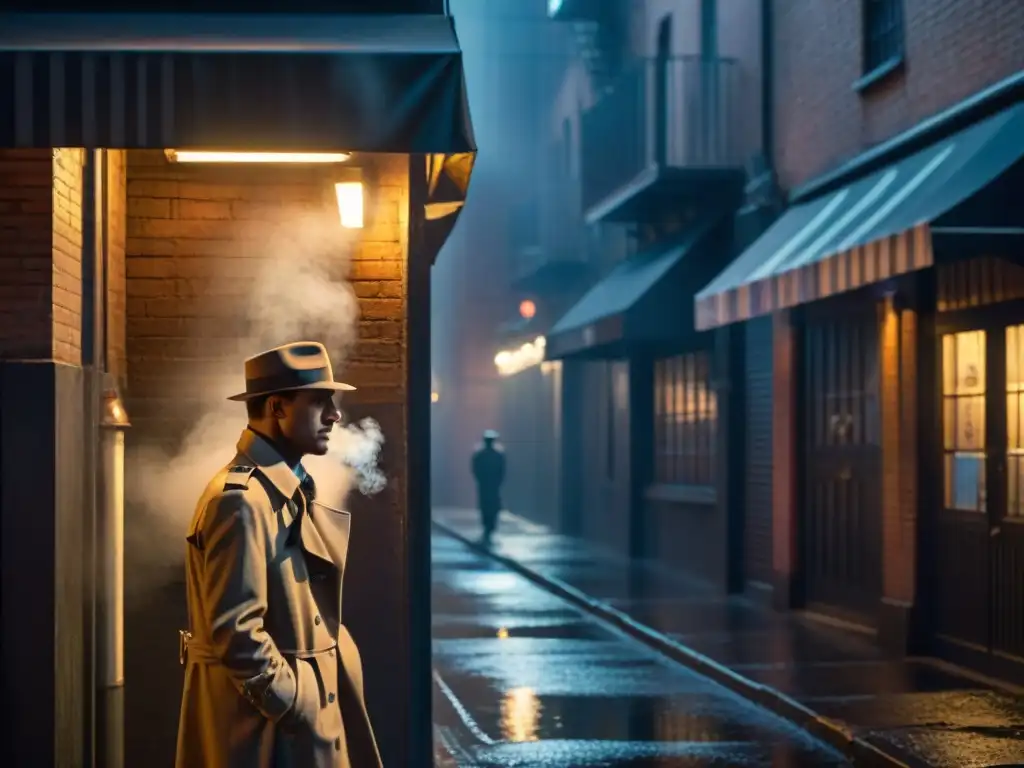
[0, 148, 85, 365]
[124, 150, 406, 443]
[774, 0, 1024, 190]
[107, 150, 128, 388]
[51, 149, 84, 366]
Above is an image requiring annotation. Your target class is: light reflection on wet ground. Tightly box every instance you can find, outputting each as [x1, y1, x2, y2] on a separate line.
[431, 533, 851, 767]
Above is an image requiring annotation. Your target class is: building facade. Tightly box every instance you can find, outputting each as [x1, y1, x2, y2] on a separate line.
[697, 0, 1024, 683]
[431, 0, 1024, 688]
[532, 0, 765, 574]
[0, 6, 472, 767]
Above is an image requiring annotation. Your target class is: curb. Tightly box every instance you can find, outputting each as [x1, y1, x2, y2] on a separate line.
[433, 520, 925, 768]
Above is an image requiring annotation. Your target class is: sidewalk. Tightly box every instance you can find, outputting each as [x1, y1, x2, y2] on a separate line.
[433, 507, 1024, 768]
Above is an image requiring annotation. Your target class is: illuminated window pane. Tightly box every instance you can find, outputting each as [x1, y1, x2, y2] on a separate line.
[946, 452, 986, 511]
[955, 331, 985, 394]
[1008, 393, 1021, 452]
[1008, 325, 1023, 391]
[1009, 455, 1024, 518]
[955, 395, 985, 450]
[943, 398, 955, 451]
[942, 334, 955, 396]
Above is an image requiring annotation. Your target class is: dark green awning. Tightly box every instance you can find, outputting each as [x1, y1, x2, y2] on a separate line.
[546, 220, 717, 360]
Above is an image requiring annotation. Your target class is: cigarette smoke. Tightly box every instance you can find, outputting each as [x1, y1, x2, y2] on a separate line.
[125, 207, 386, 597]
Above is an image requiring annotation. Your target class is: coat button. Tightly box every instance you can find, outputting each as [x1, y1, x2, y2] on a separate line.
[314, 615, 321, 626]
[334, 737, 342, 751]
[328, 692, 335, 704]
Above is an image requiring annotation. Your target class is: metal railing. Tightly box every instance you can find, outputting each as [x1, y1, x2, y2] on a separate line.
[580, 55, 742, 215]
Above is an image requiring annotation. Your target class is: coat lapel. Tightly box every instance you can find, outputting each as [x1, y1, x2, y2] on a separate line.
[235, 429, 351, 571]
[305, 500, 351, 573]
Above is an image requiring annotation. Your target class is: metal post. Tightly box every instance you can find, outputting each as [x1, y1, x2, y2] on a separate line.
[97, 377, 130, 768]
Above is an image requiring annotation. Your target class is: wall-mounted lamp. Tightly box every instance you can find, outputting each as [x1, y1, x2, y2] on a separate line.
[431, 391, 440, 403]
[165, 150, 351, 164]
[335, 181, 364, 229]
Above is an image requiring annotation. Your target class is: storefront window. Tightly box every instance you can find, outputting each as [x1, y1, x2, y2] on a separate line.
[942, 330, 986, 512]
[1006, 325, 1024, 517]
[653, 352, 716, 486]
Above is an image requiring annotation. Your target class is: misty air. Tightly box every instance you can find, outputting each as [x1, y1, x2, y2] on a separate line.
[1, 1, 1023, 768]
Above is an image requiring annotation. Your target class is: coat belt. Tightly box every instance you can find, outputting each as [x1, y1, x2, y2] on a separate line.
[179, 630, 337, 666]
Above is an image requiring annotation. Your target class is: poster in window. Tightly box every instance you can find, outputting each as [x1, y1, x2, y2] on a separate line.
[955, 331, 985, 394]
[956, 396, 985, 450]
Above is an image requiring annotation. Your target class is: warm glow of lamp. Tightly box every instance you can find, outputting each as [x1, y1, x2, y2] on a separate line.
[335, 182, 364, 229]
[495, 336, 547, 377]
[166, 150, 351, 164]
[519, 299, 537, 320]
[431, 391, 440, 403]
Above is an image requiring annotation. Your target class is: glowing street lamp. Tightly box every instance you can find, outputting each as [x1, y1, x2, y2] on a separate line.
[335, 181, 365, 229]
[166, 150, 351, 163]
[519, 299, 536, 320]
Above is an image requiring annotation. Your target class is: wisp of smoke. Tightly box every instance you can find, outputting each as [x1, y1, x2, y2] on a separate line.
[125, 207, 387, 596]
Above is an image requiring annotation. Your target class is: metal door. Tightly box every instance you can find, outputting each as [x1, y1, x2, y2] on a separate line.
[934, 322, 1024, 668]
[802, 304, 883, 622]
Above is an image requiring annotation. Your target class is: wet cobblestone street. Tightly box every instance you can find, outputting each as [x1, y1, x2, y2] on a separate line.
[431, 532, 851, 767]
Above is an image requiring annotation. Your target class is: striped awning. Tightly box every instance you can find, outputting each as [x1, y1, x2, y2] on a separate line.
[0, 13, 475, 154]
[695, 101, 1024, 330]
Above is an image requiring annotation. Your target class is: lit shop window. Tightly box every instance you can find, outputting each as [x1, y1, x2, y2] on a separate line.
[1006, 325, 1024, 517]
[654, 352, 716, 486]
[942, 330, 986, 512]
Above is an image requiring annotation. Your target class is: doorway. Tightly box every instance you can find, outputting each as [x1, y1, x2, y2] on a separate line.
[801, 303, 883, 625]
[931, 316, 1024, 675]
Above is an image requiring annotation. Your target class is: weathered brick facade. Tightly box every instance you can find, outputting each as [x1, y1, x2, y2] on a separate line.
[123, 150, 407, 439]
[774, 0, 1024, 190]
[0, 148, 84, 364]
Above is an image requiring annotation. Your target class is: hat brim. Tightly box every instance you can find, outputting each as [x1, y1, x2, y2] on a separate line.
[227, 381, 356, 401]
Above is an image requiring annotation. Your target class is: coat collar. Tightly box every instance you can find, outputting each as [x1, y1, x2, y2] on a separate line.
[236, 428, 351, 572]
[236, 428, 302, 501]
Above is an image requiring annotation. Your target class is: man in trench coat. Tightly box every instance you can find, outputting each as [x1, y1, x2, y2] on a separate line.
[471, 429, 505, 547]
[175, 341, 382, 768]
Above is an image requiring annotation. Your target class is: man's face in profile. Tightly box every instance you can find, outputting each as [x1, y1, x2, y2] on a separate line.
[273, 390, 342, 456]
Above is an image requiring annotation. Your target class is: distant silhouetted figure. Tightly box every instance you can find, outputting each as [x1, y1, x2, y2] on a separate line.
[471, 429, 506, 547]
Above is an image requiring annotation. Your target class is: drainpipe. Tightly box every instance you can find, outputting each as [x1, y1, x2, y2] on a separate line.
[98, 373, 129, 768]
[82, 148, 127, 768]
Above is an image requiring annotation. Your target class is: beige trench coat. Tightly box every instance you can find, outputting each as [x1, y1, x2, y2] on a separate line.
[175, 429, 382, 768]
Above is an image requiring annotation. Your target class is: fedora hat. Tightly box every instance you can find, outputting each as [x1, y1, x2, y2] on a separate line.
[227, 341, 356, 401]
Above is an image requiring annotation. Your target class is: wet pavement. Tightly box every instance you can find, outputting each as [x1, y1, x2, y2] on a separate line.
[431, 531, 852, 766]
[433, 508, 1024, 768]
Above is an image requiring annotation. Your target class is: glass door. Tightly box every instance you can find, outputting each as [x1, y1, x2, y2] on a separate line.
[935, 323, 1024, 665]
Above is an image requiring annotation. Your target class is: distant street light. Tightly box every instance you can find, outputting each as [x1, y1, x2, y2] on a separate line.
[519, 299, 536, 320]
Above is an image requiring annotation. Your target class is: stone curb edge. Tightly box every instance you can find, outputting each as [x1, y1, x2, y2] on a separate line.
[433, 520, 928, 768]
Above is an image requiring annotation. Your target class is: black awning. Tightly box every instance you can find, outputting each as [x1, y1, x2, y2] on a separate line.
[545, 220, 717, 360]
[0, 12, 475, 154]
[695, 101, 1024, 330]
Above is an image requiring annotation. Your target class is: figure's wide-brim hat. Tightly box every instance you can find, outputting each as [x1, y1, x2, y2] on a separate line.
[227, 341, 355, 401]
[482, 429, 500, 440]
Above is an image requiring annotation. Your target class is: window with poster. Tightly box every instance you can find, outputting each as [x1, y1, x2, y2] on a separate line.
[942, 330, 987, 511]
